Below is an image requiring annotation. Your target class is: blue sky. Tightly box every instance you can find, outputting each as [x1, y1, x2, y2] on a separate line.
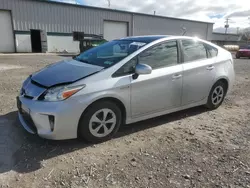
[51, 0, 250, 33]
[208, 14, 225, 19]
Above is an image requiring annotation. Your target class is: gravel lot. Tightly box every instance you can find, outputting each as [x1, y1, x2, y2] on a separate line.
[0, 55, 250, 188]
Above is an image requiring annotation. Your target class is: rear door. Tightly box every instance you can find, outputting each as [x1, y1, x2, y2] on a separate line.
[181, 39, 216, 105]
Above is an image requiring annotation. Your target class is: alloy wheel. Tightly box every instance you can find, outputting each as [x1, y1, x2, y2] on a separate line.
[89, 108, 117, 138]
[211, 86, 224, 106]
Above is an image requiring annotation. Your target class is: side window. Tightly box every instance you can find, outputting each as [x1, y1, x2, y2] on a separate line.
[112, 58, 137, 77]
[182, 39, 207, 62]
[138, 41, 178, 69]
[205, 44, 218, 58]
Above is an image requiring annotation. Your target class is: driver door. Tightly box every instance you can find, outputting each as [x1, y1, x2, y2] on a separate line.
[130, 40, 183, 117]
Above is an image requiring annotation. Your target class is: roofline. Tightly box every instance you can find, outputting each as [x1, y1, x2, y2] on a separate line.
[212, 32, 240, 36]
[31, 0, 214, 24]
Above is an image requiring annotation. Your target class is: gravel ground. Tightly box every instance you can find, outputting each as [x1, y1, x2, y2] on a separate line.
[0, 55, 250, 188]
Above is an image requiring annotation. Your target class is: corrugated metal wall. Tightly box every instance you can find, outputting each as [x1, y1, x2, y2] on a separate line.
[0, 0, 213, 39]
[133, 15, 211, 39]
[0, 0, 132, 35]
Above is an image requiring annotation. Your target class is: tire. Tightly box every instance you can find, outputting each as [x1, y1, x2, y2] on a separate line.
[206, 81, 227, 110]
[78, 101, 122, 143]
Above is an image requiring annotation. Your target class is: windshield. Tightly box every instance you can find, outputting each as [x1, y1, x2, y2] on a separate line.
[75, 40, 147, 68]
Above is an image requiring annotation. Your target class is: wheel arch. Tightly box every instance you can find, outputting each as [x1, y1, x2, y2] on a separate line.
[77, 96, 127, 135]
[213, 77, 229, 94]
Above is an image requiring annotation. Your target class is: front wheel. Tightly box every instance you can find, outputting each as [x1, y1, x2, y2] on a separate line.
[206, 81, 227, 110]
[78, 101, 122, 143]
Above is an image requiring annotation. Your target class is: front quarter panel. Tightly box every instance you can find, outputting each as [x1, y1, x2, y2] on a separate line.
[70, 73, 131, 120]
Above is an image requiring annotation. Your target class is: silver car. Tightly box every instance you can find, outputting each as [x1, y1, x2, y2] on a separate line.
[17, 36, 235, 142]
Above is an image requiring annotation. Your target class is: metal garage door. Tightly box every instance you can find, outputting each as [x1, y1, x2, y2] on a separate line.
[0, 10, 15, 52]
[104, 21, 128, 41]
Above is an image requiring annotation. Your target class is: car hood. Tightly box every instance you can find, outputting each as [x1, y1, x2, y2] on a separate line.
[31, 59, 104, 88]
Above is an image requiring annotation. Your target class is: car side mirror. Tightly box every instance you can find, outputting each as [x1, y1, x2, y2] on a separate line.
[135, 63, 152, 75]
[133, 63, 152, 79]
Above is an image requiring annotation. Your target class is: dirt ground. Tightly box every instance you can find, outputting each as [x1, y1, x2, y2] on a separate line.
[0, 55, 250, 188]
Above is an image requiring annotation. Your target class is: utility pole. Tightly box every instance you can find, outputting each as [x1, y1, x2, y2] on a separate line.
[225, 18, 230, 34]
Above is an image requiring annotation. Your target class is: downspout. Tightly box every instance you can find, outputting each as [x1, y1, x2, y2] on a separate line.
[206, 23, 209, 41]
[132, 13, 134, 36]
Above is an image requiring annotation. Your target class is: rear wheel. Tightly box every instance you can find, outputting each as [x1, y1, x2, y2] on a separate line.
[78, 101, 122, 143]
[206, 81, 227, 110]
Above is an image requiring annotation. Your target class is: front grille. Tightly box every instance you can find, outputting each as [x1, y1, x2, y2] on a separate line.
[20, 111, 37, 133]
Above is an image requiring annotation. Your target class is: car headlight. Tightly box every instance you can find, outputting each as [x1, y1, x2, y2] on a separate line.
[43, 85, 85, 102]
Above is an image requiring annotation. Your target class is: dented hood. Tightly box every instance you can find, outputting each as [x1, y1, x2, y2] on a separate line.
[31, 59, 103, 88]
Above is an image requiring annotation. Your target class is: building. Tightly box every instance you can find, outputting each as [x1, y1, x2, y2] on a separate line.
[211, 32, 241, 46]
[0, 0, 215, 53]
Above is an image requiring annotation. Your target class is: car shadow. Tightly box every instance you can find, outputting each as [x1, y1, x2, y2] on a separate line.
[0, 106, 208, 174]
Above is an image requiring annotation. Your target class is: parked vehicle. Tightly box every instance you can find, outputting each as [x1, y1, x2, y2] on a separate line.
[236, 45, 250, 59]
[79, 38, 107, 53]
[17, 36, 235, 142]
[223, 45, 239, 52]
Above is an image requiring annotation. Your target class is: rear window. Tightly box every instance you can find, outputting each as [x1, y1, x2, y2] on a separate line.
[181, 39, 218, 62]
[181, 39, 207, 62]
[204, 44, 218, 58]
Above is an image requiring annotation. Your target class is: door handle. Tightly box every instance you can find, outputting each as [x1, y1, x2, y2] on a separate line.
[172, 74, 182, 79]
[206, 65, 215, 70]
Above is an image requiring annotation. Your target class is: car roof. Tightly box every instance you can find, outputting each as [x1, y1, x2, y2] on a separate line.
[119, 35, 170, 43]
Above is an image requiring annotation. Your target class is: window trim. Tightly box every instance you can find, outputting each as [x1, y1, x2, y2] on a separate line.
[203, 43, 218, 58]
[112, 39, 180, 77]
[179, 39, 209, 64]
[112, 57, 138, 78]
